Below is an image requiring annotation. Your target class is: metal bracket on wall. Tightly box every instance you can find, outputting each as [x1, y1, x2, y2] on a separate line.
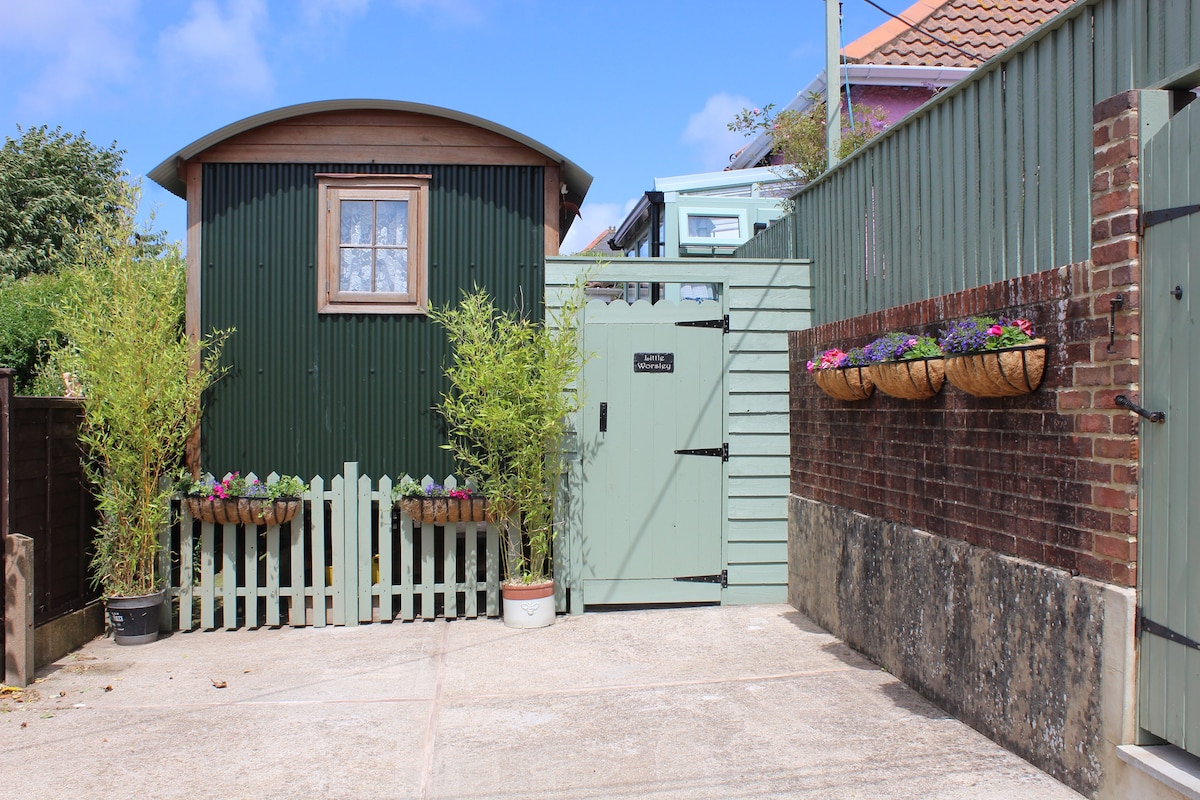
[1107, 293, 1124, 352]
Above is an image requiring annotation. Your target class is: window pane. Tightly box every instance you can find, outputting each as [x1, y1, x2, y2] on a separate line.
[375, 200, 408, 246]
[687, 215, 740, 238]
[340, 248, 372, 291]
[376, 249, 409, 293]
[341, 201, 373, 245]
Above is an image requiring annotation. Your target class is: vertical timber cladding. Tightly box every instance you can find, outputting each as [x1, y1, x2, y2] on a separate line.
[200, 163, 545, 479]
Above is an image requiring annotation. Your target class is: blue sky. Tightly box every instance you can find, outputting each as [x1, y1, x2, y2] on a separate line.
[0, 0, 894, 254]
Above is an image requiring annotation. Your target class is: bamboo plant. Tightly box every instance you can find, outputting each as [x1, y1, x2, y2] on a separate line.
[55, 184, 230, 597]
[429, 283, 585, 584]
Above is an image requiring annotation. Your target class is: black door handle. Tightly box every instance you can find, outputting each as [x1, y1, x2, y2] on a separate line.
[1115, 394, 1165, 424]
[599, 402, 607, 432]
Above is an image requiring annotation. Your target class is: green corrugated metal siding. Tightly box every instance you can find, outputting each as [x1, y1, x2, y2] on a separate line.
[200, 163, 544, 479]
[734, 0, 1200, 324]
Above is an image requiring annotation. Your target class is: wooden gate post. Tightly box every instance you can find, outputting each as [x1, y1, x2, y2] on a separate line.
[4, 533, 34, 687]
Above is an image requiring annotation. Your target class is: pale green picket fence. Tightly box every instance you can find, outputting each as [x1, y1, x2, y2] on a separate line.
[160, 464, 505, 630]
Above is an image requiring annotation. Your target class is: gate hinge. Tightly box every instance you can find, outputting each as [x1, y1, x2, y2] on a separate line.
[676, 315, 729, 333]
[1137, 609, 1200, 652]
[674, 569, 728, 588]
[1140, 203, 1200, 234]
[674, 443, 729, 461]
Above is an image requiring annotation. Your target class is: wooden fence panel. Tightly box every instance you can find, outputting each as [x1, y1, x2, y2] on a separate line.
[0, 372, 98, 651]
[167, 469, 505, 630]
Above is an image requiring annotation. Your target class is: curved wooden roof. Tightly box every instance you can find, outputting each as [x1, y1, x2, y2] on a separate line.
[148, 99, 592, 203]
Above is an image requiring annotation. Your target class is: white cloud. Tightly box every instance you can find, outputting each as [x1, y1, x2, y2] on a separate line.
[0, 0, 140, 114]
[681, 92, 756, 172]
[298, 0, 371, 25]
[390, 0, 490, 26]
[156, 0, 274, 98]
[560, 198, 639, 256]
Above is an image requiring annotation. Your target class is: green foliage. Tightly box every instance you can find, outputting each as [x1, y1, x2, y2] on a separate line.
[0, 126, 135, 280]
[177, 472, 306, 500]
[55, 184, 231, 597]
[0, 270, 69, 392]
[429, 284, 586, 583]
[729, 93, 888, 191]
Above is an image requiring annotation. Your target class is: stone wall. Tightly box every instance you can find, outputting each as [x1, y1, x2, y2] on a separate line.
[788, 496, 1129, 795]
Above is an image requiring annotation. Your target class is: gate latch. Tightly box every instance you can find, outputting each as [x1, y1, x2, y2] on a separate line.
[1115, 394, 1165, 424]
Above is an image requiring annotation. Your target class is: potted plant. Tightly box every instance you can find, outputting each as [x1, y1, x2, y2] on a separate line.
[938, 316, 1047, 397]
[428, 284, 585, 629]
[807, 346, 873, 401]
[392, 476, 488, 524]
[864, 331, 945, 399]
[54, 186, 231, 645]
[179, 472, 306, 527]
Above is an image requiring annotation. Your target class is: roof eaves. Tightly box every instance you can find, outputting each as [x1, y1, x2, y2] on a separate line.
[147, 99, 593, 202]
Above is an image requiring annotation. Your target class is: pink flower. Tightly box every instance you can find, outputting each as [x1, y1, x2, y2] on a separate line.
[1016, 318, 1033, 336]
[806, 360, 816, 373]
[987, 324, 1004, 337]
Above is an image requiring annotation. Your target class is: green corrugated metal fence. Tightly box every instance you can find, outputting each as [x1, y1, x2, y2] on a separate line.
[736, 0, 1200, 324]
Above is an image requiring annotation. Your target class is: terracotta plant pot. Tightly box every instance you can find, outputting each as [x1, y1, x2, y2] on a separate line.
[183, 496, 300, 527]
[396, 496, 489, 524]
[944, 340, 1047, 397]
[811, 366, 874, 401]
[868, 358, 946, 400]
[501, 580, 556, 629]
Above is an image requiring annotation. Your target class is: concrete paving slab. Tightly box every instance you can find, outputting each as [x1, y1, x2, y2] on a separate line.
[1, 604, 1083, 799]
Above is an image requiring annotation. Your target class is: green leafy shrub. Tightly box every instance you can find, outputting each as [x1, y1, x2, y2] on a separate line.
[55, 185, 230, 597]
[429, 285, 585, 584]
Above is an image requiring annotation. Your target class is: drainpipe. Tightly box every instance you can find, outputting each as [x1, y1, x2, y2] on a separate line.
[647, 191, 664, 257]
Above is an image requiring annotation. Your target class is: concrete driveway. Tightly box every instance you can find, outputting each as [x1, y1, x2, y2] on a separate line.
[2, 604, 1082, 799]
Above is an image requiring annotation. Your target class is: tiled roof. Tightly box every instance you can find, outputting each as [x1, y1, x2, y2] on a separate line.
[577, 227, 621, 255]
[843, 0, 1076, 68]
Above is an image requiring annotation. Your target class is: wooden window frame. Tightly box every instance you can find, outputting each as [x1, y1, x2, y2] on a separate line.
[317, 173, 431, 314]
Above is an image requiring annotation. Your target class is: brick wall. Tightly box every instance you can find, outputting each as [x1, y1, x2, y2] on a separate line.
[789, 91, 1144, 588]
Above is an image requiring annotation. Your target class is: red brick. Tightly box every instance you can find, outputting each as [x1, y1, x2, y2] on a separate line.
[1074, 365, 1114, 386]
[1094, 533, 1136, 561]
[1077, 413, 1112, 433]
[1110, 212, 1138, 235]
[1092, 239, 1138, 266]
[1056, 390, 1092, 410]
[1094, 485, 1133, 509]
[1110, 561, 1136, 587]
[1092, 172, 1111, 193]
[1093, 126, 1111, 147]
[1094, 436, 1136, 460]
[1092, 188, 1133, 216]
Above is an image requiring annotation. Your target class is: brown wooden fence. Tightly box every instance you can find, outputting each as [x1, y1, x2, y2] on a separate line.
[0, 369, 98, 655]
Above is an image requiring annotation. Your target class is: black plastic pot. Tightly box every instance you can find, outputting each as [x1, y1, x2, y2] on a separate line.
[106, 592, 165, 645]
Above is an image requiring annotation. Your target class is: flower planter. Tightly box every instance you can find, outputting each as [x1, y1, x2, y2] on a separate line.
[183, 496, 301, 527]
[106, 591, 164, 646]
[501, 580, 556, 629]
[944, 340, 1047, 397]
[868, 358, 946, 400]
[811, 366, 875, 401]
[396, 496, 489, 524]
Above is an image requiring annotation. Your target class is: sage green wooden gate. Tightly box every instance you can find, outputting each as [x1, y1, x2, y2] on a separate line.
[1139, 93, 1200, 757]
[578, 299, 726, 605]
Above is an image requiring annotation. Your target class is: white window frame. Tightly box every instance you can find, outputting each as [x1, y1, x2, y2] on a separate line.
[317, 173, 430, 314]
[677, 206, 749, 247]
